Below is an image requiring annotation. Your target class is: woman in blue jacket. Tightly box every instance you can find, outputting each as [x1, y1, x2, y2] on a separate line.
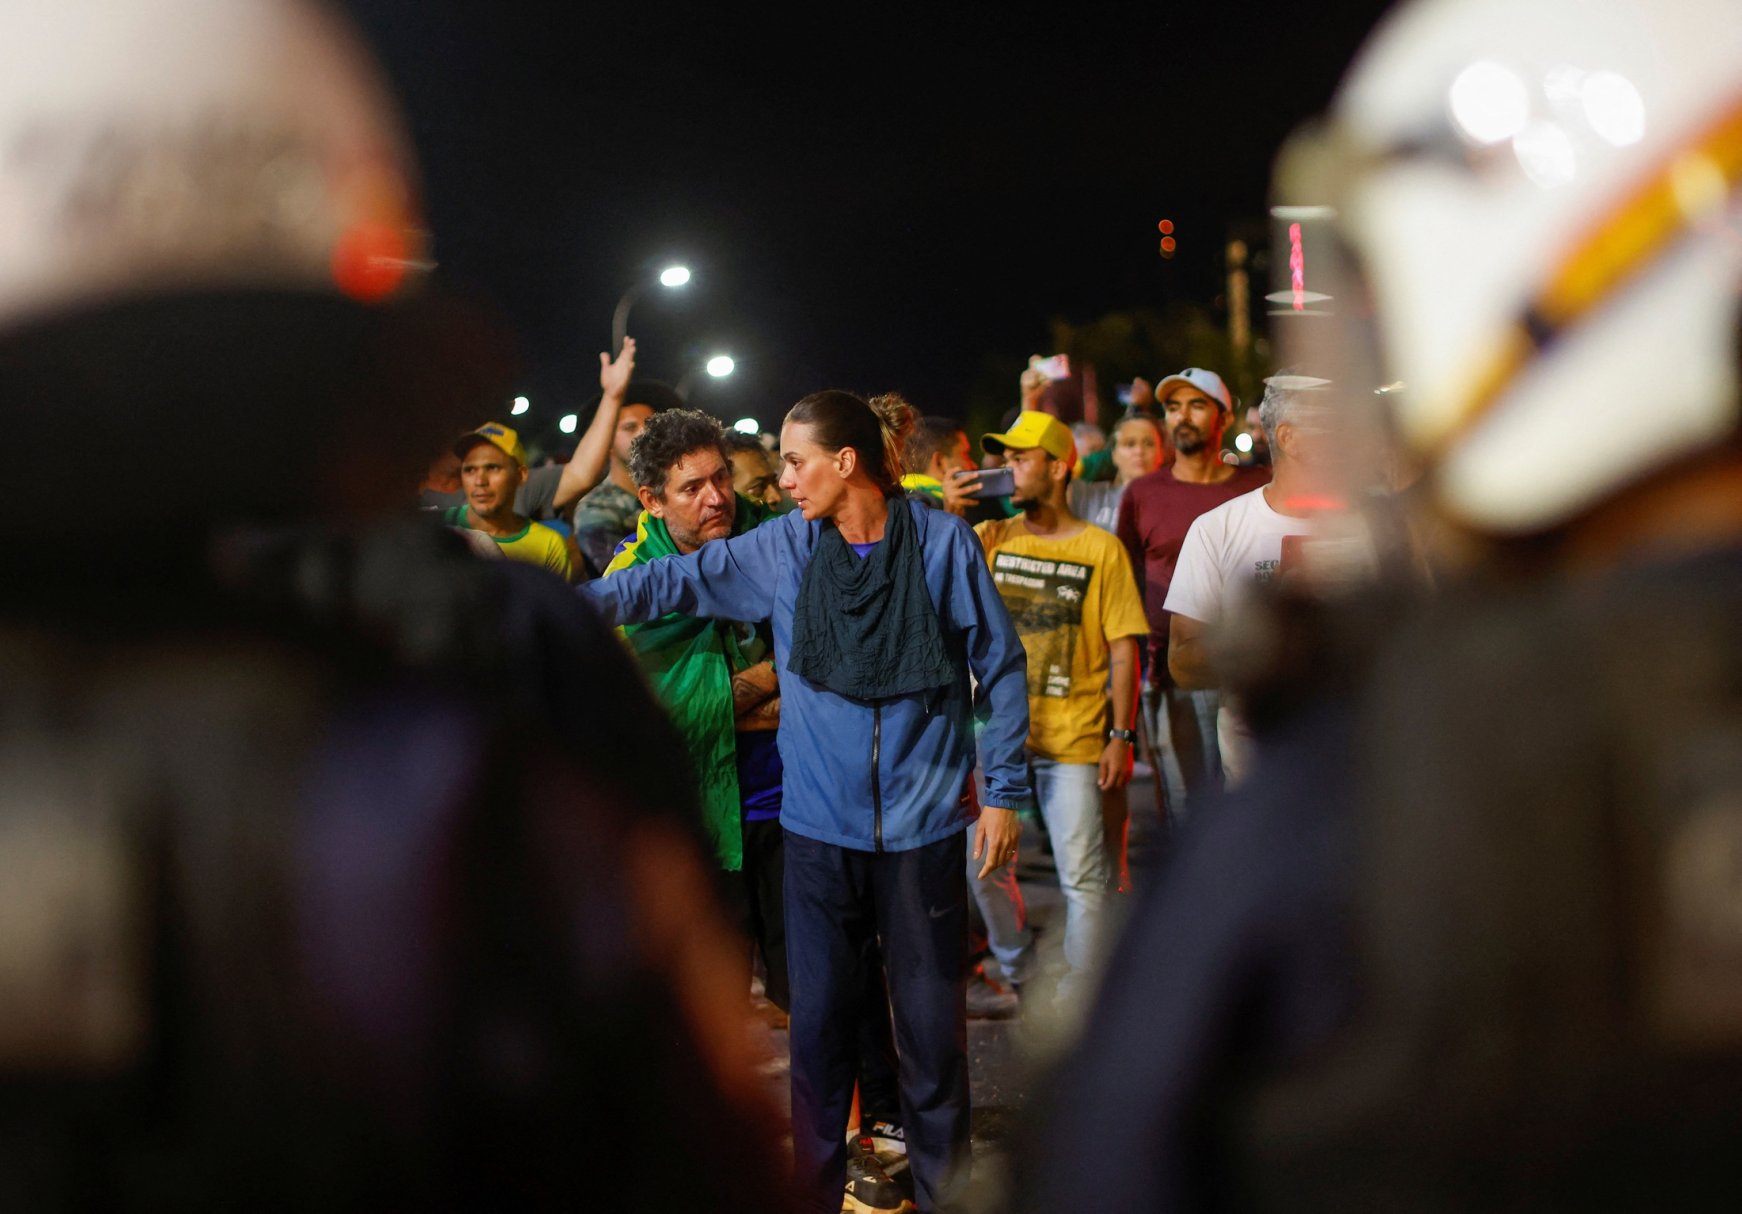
[582, 390, 1031, 1213]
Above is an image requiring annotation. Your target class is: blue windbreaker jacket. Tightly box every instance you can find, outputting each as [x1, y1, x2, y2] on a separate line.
[580, 500, 1034, 851]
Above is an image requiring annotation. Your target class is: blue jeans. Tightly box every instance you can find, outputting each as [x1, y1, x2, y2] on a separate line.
[1030, 756, 1113, 1003]
[967, 769, 1034, 985]
[1146, 685, 1222, 822]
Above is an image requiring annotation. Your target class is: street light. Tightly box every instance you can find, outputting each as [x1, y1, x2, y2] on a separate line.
[511, 395, 530, 416]
[676, 350, 736, 401]
[558, 413, 578, 435]
[612, 263, 691, 355]
[732, 417, 760, 435]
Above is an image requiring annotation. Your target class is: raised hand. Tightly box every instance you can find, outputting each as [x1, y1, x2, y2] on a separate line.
[600, 335, 637, 399]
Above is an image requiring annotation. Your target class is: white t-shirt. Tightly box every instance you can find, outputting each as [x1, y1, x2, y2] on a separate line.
[1164, 485, 1316, 625]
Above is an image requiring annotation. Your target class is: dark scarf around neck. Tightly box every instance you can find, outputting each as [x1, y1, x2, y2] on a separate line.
[788, 495, 953, 701]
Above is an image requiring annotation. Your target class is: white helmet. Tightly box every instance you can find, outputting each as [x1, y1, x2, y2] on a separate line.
[0, 0, 424, 330]
[1274, 0, 1742, 534]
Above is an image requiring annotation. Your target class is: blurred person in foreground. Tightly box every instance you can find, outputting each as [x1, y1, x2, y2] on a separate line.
[442, 422, 573, 581]
[976, 412, 1147, 1013]
[604, 409, 787, 1011]
[0, 1, 788, 1210]
[1115, 368, 1271, 816]
[1016, 0, 1742, 1209]
[582, 391, 1034, 1214]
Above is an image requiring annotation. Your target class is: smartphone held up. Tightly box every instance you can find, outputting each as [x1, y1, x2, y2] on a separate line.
[1028, 354, 1071, 382]
[957, 466, 1015, 500]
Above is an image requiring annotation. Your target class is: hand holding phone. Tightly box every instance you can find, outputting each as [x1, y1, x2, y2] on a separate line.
[958, 466, 1014, 500]
[1028, 353, 1071, 382]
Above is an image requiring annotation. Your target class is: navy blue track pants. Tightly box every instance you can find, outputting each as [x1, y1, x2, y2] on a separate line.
[784, 829, 969, 1214]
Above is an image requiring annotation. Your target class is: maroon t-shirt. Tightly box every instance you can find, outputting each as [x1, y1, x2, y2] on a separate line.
[1115, 463, 1272, 677]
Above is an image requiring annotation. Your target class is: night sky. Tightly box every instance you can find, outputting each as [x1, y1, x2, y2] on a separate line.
[342, 0, 1396, 447]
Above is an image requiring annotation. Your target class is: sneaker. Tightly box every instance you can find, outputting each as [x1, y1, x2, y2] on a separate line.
[842, 1148, 914, 1214]
[854, 1125, 911, 1190]
[965, 963, 1019, 1020]
[860, 1119, 906, 1159]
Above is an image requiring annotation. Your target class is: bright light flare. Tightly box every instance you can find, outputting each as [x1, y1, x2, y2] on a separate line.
[659, 265, 692, 288]
[1234, 433, 1254, 454]
[1449, 60, 1530, 145]
[1513, 121, 1577, 188]
[558, 413, 578, 434]
[732, 417, 761, 435]
[1580, 71, 1644, 147]
[511, 396, 530, 415]
[706, 355, 736, 378]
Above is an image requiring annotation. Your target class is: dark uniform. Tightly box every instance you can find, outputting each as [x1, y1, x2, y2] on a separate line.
[1018, 554, 1742, 1211]
[0, 294, 791, 1212]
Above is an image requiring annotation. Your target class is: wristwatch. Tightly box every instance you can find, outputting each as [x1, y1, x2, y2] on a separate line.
[1107, 728, 1136, 743]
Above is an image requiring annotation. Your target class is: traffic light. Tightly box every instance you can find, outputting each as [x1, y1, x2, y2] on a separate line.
[1158, 218, 1177, 259]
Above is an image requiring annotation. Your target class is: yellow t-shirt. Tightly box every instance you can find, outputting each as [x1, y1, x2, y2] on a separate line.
[445, 507, 573, 582]
[974, 517, 1148, 764]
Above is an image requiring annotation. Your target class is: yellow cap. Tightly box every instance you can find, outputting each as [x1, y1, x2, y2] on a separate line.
[454, 421, 526, 466]
[981, 411, 1077, 467]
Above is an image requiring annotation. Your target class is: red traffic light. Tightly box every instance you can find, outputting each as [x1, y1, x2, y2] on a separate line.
[1159, 235, 1177, 256]
[1157, 219, 1175, 235]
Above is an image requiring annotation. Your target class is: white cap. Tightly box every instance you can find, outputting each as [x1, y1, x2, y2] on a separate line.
[0, 0, 424, 331]
[1155, 367, 1235, 411]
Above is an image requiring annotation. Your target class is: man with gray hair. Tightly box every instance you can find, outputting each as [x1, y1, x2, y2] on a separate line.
[1161, 377, 1334, 783]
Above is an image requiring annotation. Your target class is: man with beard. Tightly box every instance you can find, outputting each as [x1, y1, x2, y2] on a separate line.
[976, 411, 1148, 1009]
[1115, 369, 1268, 814]
[605, 409, 788, 1009]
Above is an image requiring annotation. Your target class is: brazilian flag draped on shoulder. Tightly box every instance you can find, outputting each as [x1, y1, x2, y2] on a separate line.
[604, 494, 776, 871]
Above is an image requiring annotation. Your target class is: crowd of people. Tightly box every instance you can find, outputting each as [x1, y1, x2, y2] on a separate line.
[416, 327, 1331, 1210]
[7, 0, 1742, 1212]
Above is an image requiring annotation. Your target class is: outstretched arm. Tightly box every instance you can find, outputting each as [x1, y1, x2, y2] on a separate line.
[553, 336, 637, 511]
[581, 514, 784, 628]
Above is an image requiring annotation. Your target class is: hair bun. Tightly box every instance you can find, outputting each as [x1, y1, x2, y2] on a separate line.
[867, 393, 917, 445]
